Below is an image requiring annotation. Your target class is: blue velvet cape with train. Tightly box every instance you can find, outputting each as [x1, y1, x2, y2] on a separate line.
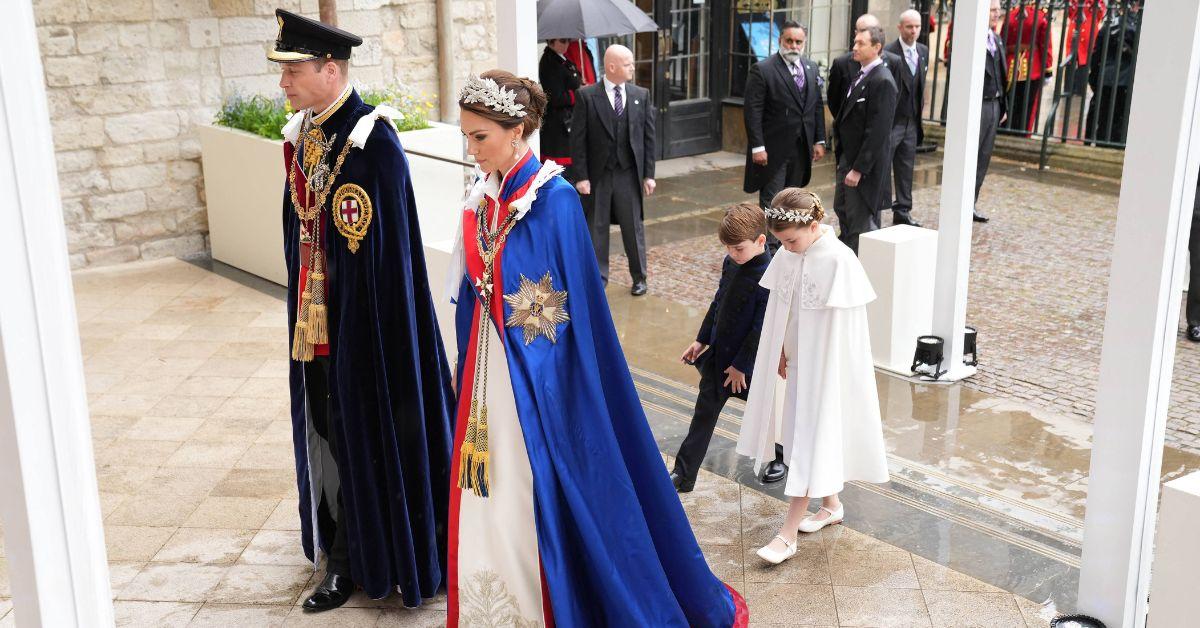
[450, 155, 748, 627]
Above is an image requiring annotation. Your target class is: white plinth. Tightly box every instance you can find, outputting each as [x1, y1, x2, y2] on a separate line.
[859, 226, 938, 376]
[423, 238, 458, 359]
[1148, 471, 1200, 626]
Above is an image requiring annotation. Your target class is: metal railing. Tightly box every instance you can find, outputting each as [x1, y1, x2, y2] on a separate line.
[921, 0, 1144, 168]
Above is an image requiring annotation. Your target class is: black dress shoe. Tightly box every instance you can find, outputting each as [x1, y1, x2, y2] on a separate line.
[302, 572, 355, 613]
[669, 472, 695, 493]
[631, 281, 648, 296]
[972, 211, 990, 223]
[1188, 325, 1200, 342]
[760, 459, 787, 484]
[892, 211, 922, 228]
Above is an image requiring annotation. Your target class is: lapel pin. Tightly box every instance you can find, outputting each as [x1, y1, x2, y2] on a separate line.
[634, 99, 639, 104]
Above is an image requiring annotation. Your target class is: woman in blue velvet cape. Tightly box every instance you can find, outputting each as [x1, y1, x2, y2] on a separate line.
[447, 70, 748, 627]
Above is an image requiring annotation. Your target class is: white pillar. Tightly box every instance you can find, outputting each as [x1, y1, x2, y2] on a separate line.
[929, 0, 988, 382]
[496, 0, 540, 79]
[0, 2, 114, 626]
[1077, 2, 1200, 625]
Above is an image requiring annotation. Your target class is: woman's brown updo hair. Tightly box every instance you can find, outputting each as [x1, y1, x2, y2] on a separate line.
[458, 69, 548, 139]
[766, 187, 826, 232]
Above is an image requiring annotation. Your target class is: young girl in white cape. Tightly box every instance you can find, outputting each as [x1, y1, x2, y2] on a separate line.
[736, 188, 890, 565]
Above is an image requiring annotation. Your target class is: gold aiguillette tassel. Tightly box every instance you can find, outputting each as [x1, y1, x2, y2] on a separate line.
[458, 400, 478, 490]
[471, 405, 490, 497]
[292, 279, 315, 362]
[308, 271, 329, 345]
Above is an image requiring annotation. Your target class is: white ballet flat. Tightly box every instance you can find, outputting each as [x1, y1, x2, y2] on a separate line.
[797, 505, 844, 533]
[755, 535, 798, 565]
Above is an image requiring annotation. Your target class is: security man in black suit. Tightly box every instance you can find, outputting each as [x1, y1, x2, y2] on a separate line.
[538, 38, 582, 166]
[827, 14, 903, 124]
[1186, 173, 1200, 343]
[570, 44, 657, 296]
[833, 25, 898, 254]
[742, 20, 827, 244]
[974, 0, 1009, 224]
[883, 10, 929, 227]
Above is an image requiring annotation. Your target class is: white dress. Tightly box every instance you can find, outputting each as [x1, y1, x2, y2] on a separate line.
[736, 225, 890, 498]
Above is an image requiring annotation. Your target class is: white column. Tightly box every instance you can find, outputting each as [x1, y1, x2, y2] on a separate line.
[1077, 2, 1200, 626]
[496, 0, 540, 79]
[0, 2, 114, 626]
[929, 0, 988, 382]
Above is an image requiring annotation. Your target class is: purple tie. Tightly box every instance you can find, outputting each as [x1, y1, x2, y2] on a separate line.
[847, 69, 866, 97]
[986, 31, 997, 55]
[793, 64, 806, 93]
[613, 85, 624, 117]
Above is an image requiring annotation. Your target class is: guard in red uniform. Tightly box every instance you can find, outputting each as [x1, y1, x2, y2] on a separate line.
[1001, 1, 1054, 135]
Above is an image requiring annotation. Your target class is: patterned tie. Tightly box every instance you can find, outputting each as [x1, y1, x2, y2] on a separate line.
[847, 69, 866, 97]
[793, 62, 806, 93]
[906, 47, 917, 75]
[986, 31, 997, 55]
[613, 85, 624, 117]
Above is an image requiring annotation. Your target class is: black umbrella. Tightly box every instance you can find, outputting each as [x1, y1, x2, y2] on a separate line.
[536, 0, 659, 40]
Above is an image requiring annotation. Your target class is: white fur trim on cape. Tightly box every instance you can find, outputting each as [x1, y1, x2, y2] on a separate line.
[348, 105, 401, 149]
[282, 111, 305, 145]
[443, 159, 564, 302]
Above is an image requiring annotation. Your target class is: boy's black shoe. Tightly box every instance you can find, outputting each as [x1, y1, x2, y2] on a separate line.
[670, 471, 695, 493]
[302, 573, 355, 613]
[631, 281, 648, 296]
[760, 459, 787, 484]
[1187, 325, 1200, 342]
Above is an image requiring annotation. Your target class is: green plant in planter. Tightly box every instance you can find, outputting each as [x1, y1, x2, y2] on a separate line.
[215, 85, 432, 140]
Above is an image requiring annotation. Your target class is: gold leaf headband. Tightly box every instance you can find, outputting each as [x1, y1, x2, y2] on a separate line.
[458, 74, 527, 118]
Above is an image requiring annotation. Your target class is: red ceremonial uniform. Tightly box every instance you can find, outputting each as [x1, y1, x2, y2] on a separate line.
[1002, 6, 1053, 82]
[1067, 0, 1106, 66]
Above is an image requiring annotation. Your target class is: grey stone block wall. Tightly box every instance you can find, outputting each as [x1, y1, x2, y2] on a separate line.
[34, 0, 498, 269]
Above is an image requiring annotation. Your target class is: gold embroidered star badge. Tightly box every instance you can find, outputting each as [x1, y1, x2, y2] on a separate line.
[503, 272, 569, 345]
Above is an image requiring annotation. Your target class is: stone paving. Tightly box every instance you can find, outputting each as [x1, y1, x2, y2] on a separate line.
[610, 156, 1200, 454]
[0, 258, 1058, 626]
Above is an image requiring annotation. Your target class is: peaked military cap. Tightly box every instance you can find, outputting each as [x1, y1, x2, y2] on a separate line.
[268, 9, 363, 63]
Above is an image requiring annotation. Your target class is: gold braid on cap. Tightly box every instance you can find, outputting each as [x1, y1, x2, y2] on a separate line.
[458, 74, 527, 118]
[765, 192, 823, 224]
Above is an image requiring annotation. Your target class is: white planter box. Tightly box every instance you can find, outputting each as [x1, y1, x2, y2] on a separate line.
[197, 120, 466, 287]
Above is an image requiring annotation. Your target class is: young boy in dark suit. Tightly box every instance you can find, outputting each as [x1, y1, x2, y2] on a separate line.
[671, 203, 773, 493]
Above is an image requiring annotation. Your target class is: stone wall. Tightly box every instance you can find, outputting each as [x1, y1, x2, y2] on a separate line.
[34, 0, 497, 269]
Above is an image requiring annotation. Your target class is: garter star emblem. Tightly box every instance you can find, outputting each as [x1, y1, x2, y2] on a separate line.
[503, 272, 569, 345]
[332, 183, 373, 253]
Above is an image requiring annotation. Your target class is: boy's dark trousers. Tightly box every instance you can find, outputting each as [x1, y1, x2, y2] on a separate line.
[672, 355, 733, 485]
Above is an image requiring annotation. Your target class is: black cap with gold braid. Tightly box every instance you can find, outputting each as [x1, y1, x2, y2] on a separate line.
[268, 9, 363, 63]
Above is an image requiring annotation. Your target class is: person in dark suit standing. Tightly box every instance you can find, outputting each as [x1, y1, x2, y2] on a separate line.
[832, 25, 897, 254]
[1186, 173, 1200, 343]
[974, 0, 1009, 224]
[570, 44, 656, 296]
[538, 38, 582, 167]
[827, 14, 903, 124]
[742, 20, 827, 244]
[883, 10, 928, 227]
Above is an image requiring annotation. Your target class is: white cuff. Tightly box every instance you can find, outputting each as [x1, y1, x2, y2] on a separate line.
[751, 146, 766, 154]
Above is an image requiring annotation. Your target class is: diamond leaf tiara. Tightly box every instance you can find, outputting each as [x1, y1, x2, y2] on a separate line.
[458, 74, 527, 118]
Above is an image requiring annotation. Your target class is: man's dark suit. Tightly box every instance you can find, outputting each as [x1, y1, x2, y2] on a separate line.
[672, 250, 771, 486]
[827, 49, 904, 122]
[538, 47, 581, 162]
[833, 60, 898, 253]
[742, 52, 827, 211]
[569, 79, 656, 285]
[1187, 175, 1200, 332]
[976, 31, 1008, 206]
[883, 39, 928, 219]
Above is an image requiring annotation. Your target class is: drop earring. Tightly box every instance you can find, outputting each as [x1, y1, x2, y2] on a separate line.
[511, 139, 520, 160]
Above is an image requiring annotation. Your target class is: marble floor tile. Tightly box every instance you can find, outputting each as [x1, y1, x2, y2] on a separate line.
[213, 340, 282, 359]
[238, 530, 310, 567]
[179, 326, 252, 343]
[210, 564, 312, 605]
[118, 563, 229, 603]
[85, 372, 126, 395]
[699, 543, 744, 584]
[281, 605, 382, 626]
[182, 496, 280, 529]
[89, 393, 167, 417]
[116, 323, 189, 341]
[233, 376, 289, 398]
[84, 352, 152, 375]
[255, 420, 296, 445]
[99, 491, 131, 518]
[163, 441, 253, 468]
[834, 586, 932, 627]
[107, 373, 187, 397]
[154, 339, 226, 359]
[234, 443, 300, 470]
[108, 561, 145, 596]
[122, 416, 206, 442]
[252, 359, 291, 378]
[744, 544, 830, 585]
[376, 608, 447, 627]
[139, 356, 207, 377]
[262, 500, 302, 531]
[211, 468, 297, 500]
[104, 525, 176, 562]
[95, 463, 154, 494]
[190, 418, 272, 443]
[823, 525, 911, 553]
[94, 438, 182, 468]
[192, 357, 269, 379]
[911, 555, 1005, 593]
[106, 492, 205, 527]
[112, 601, 200, 627]
[212, 396, 289, 420]
[742, 582, 839, 626]
[187, 603, 292, 627]
[0, 599, 10, 621]
[173, 376, 248, 398]
[152, 528, 257, 565]
[148, 394, 227, 418]
[829, 550, 920, 589]
[140, 467, 230, 497]
[922, 590, 1026, 628]
[1015, 595, 1057, 628]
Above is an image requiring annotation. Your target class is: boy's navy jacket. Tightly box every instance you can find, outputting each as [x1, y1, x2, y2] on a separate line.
[695, 249, 772, 398]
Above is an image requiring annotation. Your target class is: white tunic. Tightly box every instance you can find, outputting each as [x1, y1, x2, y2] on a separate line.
[736, 225, 890, 498]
